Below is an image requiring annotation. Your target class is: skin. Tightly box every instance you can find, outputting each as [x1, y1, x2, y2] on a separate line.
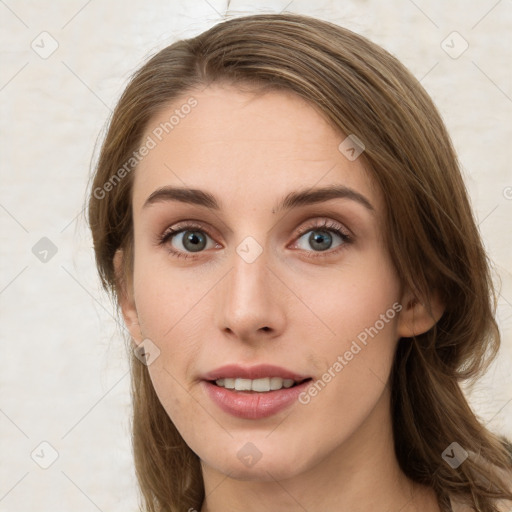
[116, 83, 444, 511]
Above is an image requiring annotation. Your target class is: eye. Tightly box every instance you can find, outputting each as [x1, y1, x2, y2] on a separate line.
[293, 219, 351, 254]
[172, 230, 213, 252]
[158, 219, 352, 260]
[158, 223, 219, 258]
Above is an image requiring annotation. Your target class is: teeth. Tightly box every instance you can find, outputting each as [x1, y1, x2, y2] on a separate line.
[270, 377, 283, 390]
[223, 378, 235, 389]
[252, 378, 270, 392]
[235, 378, 252, 391]
[214, 377, 297, 392]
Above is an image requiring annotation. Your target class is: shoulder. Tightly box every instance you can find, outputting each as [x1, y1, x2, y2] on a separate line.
[495, 465, 512, 512]
[449, 496, 511, 512]
[449, 463, 512, 512]
[449, 497, 475, 512]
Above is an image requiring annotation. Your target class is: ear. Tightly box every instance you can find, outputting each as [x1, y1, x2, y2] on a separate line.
[113, 249, 143, 344]
[396, 288, 445, 338]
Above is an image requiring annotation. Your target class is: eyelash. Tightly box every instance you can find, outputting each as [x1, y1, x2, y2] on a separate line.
[157, 219, 353, 260]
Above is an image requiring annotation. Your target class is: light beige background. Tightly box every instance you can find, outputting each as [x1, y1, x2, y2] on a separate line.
[0, 1, 511, 510]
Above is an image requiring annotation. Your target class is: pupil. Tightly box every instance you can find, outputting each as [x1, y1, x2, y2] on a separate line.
[309, 231, 332, 251]
[184, 231, 206, 252]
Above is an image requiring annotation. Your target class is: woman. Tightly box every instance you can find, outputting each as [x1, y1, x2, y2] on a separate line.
[87, 13, 512, 512]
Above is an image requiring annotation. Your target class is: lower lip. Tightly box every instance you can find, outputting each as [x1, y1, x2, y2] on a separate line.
[202, 380, 312, 420]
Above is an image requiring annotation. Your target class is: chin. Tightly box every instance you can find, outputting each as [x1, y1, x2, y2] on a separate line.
[210, 458, 304, 482]
[200, 438, 316, 482]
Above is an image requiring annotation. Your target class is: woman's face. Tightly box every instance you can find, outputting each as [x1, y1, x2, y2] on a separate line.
[120, 83, 414, 481]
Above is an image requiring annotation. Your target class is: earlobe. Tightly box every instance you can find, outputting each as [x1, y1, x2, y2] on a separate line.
[113, 249, 142, 344]
[396, 289, 445, 338]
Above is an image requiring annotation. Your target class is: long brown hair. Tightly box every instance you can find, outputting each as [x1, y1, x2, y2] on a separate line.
[87, 13, 512, 512]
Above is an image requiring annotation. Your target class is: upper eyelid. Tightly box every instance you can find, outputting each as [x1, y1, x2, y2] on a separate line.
[295, 218, 350, 236]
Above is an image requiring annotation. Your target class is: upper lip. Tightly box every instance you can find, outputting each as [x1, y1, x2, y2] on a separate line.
[202, 364, 311, 382]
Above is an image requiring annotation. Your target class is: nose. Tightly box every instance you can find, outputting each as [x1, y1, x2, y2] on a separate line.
[214, 243, 287, 344]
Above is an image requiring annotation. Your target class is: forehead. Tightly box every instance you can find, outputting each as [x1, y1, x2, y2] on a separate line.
[132, 84, 380, 215]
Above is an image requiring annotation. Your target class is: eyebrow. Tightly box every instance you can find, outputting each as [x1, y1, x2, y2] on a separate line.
[142, 184, 375, 214]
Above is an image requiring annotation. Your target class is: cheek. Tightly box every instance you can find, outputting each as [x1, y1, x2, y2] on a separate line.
[145, 361, 209, 444]
[132, 252, 214, 341]
[293, 262, 401, 437]
[298, 250, 401, 352]
[131, 261, 218, 438]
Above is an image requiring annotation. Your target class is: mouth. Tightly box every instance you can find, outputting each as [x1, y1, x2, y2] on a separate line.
[201, 364, 313, 419]
[211, 376, 312, 393]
